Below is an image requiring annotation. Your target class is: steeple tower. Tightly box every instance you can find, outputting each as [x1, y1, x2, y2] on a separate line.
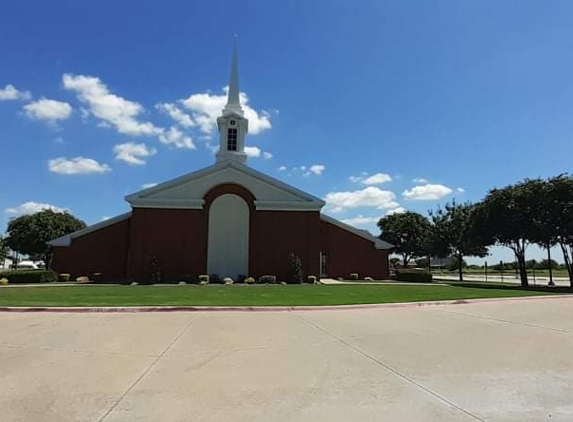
[216, 37, 249, 164]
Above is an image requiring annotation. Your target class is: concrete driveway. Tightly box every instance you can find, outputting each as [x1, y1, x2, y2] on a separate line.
[1, 298, 572, 421]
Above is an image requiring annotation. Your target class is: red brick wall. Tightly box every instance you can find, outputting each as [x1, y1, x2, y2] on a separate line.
[51, 218, 131, 280]
[251, 211, 321, 281]
[127, 208, 207, 281]
[319, 219, 389, 280]
[51, 183, 388, 282]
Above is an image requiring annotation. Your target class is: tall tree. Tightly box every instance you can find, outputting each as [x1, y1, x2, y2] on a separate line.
[377, 211, 430, 266]
[470, 180, 543, 287]
[544, 175, 573, 287]
[430, 201, 488, 281]
[5, 210, 85, 269]
[0, 235, 9, 263]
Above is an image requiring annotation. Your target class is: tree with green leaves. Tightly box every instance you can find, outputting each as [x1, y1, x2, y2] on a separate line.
[0, 235, 9, 263]
[5, 210, 85, 269]
[469, 180, 544, 287]
[543, 175, 573, 287]
[429, 201, 488, 281]
[377, 211, 431, 266]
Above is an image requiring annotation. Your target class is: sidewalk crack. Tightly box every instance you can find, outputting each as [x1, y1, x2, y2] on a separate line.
[296, 314, 485, 422]
[97, 318, 197, 422]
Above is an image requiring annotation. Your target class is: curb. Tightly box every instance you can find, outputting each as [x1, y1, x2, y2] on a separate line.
[0, 294, 572, 313]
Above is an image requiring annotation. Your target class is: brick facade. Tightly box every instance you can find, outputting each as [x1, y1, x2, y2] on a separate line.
[52, 184, 389, 281]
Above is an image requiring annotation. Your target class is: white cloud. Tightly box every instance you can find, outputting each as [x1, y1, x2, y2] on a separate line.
[324, 186, 399, 213]
[362, 173, 392, 185]
[386, 207, 406, 215]
[402, 184, 453, 201]
[244, 146, 261, 158]
[457, 187, 466, 193]
[349, 172, 390, 184]
[412, 177, 430, 184]
[158, 126, 195, 149]
[156, 102, 194, 128]
[278, 166, 287, 171]
[23, 98, 72, 122]
[296, 164, 325, 176]
[114, 142, 157, 165]
[0, 84, 31, 101]
[141, 182, 158, 189]
[48, 156, 111, 175]
[181, 87, 271, 135]
[5, 201, 68, 215]
[245, 146, 273, 159]
[63, 73, 163, 137]
[341, 215, 380, 227]
[308, 164, 325, 175]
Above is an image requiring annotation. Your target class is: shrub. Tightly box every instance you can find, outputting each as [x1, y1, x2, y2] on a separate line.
[92, 272, 103, 282]
[395, 269, 433, 283]
[288, 252, 303, 284]
[244, 276, 255, 284]
[0, 278, 8, 285]
[199, 274, 209, 285]
[149, 255, 162, 284]
[0, 270, 57, 284]
[58, 273, 71, 282]
[350, 273, 359, 280]
[223, 277, 234, 285]
[307, 275, 317, 284]
[258, 275, 276, 284]
[76, 276, 90, 283]
[364, 276, 374, 281]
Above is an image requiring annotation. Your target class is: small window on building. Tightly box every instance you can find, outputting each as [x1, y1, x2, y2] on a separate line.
[320, 252, 328, 277]
[227, 128, 238, 151]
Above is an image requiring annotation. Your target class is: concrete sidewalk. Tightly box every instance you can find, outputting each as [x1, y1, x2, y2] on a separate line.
[1, 298, 572, 421]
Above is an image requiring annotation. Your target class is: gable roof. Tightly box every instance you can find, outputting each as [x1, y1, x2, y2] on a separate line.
[125, 160, 326, 211]
[320, 214, 393, 250]
[47, 212, 132, 247]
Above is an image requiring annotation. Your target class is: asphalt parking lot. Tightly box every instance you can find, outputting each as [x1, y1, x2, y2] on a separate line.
[1, 297, 572, 421]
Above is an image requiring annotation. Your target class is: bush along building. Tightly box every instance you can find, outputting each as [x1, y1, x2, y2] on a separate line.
[48, 43, 392, 282]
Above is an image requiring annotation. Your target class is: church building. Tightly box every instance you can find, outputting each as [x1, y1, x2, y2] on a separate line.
[49, 44, 392, 282]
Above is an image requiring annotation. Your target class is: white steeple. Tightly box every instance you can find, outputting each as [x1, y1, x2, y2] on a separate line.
[223, 37, 243, 116]
[216, 37, 249, 164]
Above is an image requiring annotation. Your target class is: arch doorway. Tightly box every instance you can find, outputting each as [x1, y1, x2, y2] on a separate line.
[207, 193, 249, 279]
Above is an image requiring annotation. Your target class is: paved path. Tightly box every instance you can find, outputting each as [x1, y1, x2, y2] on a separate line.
[1, 297, 573, 421]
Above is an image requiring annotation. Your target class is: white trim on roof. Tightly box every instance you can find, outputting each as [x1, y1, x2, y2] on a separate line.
[47, 212, 132, 247]
[320, 214, 393, 250]
[125, 161, 325, 211]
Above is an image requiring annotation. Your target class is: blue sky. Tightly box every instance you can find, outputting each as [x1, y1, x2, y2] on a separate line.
[1, 0, 572, 264]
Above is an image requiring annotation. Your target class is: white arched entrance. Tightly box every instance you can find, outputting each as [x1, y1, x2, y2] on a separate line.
[207, 193, 249, 279]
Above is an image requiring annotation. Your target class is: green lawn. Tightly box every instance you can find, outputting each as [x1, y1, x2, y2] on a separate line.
[0, 283, 568, 307]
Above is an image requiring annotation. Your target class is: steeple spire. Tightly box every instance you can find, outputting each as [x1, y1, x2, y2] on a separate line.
[216, 37, 249, 164]
[224, 35, 243, 115]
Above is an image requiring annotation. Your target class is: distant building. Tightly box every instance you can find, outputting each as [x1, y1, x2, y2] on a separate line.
[430, 257, 456, 268]
[0, 256, 13, 270]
